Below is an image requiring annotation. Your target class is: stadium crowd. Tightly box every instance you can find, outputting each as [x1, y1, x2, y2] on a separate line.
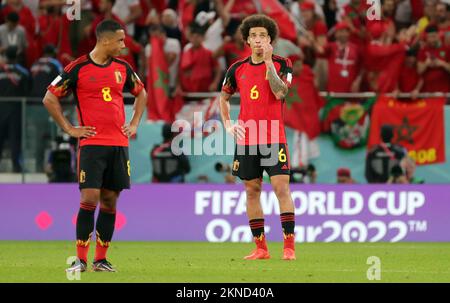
[0, 0, 448, 94]
[0, 0, 449, 183]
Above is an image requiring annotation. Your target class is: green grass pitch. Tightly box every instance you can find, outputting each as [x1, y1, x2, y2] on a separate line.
[0, 241, 449, 283]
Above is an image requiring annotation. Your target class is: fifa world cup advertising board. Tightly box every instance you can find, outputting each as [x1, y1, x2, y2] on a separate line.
[0, 184, 449, 242]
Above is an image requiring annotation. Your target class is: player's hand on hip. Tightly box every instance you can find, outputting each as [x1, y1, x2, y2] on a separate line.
[122, 123, 137, 137]
[262, 42, 273, 63]
[226, 124, 245, 140]
[67, 126, 96, 138]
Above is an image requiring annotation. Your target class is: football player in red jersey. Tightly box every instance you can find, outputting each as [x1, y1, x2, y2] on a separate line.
[43, 20, 147, 273]
[220, 15, 296, 261]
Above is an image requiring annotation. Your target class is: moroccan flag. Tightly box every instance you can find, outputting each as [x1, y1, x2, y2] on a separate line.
[368, 95, 445, 165]
[284, 65, 322, 139]
[321, 96, 376, 149]
[260, 0, 298, 43]
[147, 36, 177, 122]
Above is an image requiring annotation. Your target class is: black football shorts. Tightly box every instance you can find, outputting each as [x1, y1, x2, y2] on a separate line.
[232, 143, 291, 180]
[78, 145, 130, 191]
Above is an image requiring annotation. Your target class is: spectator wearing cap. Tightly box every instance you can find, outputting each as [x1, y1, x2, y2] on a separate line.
[317, 22, 363, 93]
[0, 12, 27, 66]
[214, 18, 251, 68]
[179, 23, 221, 92]
[0, 46, 30, 173]
[144, 25, 181, 95]
[365, 125, 407, 184]
[336, 167, 356, 184]
[417, 24, 450, 92]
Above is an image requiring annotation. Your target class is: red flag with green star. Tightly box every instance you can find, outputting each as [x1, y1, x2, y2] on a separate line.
[368, 95, 446, 165]
[147, 35, 173, 122]
[284, 65, 323, 139]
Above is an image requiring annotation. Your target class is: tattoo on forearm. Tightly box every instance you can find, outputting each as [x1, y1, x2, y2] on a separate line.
[266, 64, 288, 98]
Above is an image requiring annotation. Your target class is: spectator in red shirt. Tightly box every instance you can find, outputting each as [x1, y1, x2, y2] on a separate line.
[417, 24, 450, 92]
[37, 2, 66, 60]
[364, 21, 409, 93]
[179, 23, 222, 92]
[340, 0, 369, 47]
[298, 1, 328, 48]
[91, 0, 127, 39]
[215, 0, 257, 23]
[436, 2, 450, 38]
[397, 48, 423, 98]
[213, 18, 251, 68]
[298, 1, 328, 89]
[318, 22, 362, 93]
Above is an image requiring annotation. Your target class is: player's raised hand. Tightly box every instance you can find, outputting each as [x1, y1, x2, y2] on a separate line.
[67, 126, 96, 138]
[262, 41, 273, 63]
[122, 123, 138, 137]
[226, 124, 245, 140]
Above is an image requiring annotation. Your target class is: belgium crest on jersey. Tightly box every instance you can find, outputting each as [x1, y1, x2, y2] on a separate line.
[115, 70, 123, 84]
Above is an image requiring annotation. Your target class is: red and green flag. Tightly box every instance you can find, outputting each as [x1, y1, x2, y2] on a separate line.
[147, 36, 183, 122]
[368, 95, 446, 165]
[321, 96, 376, 149]
[284, 65, 322, 139]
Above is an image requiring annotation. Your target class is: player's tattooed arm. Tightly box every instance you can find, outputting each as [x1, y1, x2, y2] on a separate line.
[266, 62, 288, 100]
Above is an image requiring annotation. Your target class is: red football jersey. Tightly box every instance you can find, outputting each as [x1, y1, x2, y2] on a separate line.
[47, 54, 144, 147]
[221, 55, 293, 145]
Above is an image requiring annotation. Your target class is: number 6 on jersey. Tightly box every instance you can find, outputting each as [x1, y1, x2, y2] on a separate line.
[250, 85, 259, 100]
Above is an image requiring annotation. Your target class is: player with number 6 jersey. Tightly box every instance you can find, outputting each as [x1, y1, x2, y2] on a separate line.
[220, 15, 296, 261]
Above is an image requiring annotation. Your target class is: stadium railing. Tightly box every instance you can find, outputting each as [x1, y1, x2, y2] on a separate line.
[0, 92, 449, 182]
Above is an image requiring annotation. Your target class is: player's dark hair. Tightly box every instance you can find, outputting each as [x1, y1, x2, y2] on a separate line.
[239, 14, 278, 44]
[95, 19, 123, 39]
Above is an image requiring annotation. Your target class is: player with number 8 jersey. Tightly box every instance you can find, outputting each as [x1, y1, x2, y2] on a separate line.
[44, 20, 147, 273]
